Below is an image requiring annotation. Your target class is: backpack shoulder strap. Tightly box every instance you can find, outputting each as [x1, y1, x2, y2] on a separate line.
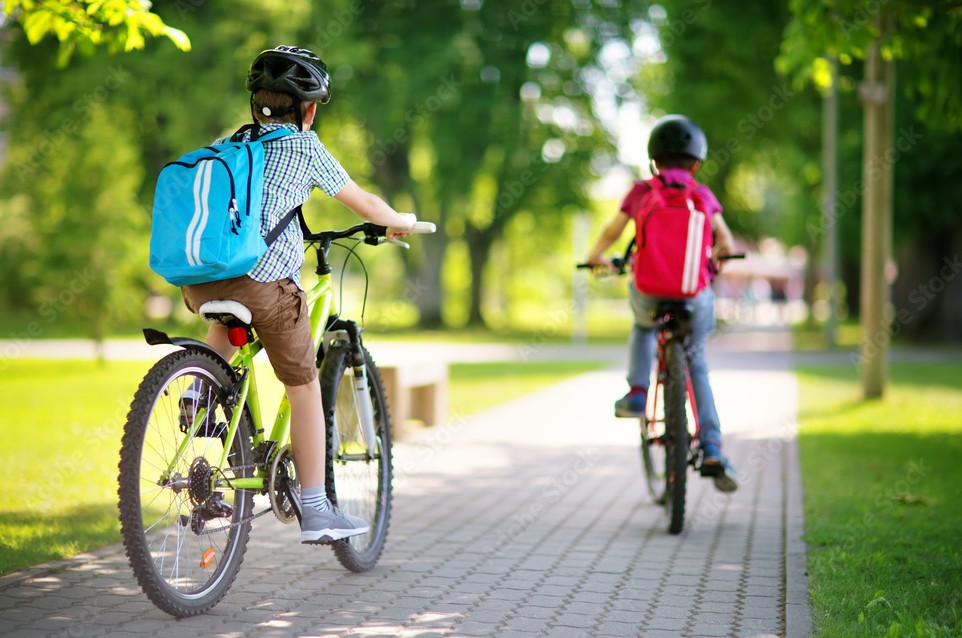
[228, 123, 294, 144]
[264, 206, 303, 247]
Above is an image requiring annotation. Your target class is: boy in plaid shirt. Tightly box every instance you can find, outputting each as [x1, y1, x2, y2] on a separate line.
[182, 46, 415, 542]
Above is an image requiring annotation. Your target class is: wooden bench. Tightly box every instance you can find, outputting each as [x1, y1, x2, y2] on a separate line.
[377, 360, 448, 439]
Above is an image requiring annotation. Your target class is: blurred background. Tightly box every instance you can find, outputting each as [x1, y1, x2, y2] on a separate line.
[0, 0, 959, 348]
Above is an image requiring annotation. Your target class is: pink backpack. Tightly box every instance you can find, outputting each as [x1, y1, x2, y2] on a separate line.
[631, 176, 714, 298]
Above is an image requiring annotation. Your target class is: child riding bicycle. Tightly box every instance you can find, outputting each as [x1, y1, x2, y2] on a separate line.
[180, 45, 417, 542]
[584, 114, 739, 493]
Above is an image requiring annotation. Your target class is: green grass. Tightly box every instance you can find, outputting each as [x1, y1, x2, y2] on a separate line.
[0, 356, 606, 577]
[798, 363, 962, 637]
[0, 359, 151, 575]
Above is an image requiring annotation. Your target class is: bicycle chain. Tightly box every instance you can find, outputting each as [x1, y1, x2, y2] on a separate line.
[192, 462, 277, 536]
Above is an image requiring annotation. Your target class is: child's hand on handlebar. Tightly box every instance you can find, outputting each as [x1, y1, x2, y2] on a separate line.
[386, 212, 417, 241]
[584, 256, 617, 273]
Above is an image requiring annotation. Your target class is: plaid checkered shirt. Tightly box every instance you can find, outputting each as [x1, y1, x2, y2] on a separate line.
[215, 123, 349, 286]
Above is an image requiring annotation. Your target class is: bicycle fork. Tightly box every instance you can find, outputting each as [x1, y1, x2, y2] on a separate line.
[328, 319, 379, 458]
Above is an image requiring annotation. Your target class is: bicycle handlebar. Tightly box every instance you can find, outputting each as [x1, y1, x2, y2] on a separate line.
[304, 219, 437, 246]
[576, 253, 745, 275]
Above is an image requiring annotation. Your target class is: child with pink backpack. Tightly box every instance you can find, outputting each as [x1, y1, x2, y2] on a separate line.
[584, 114, 739, 493]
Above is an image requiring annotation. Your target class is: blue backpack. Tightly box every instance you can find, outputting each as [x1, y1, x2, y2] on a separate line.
[149, 126, 299, 286]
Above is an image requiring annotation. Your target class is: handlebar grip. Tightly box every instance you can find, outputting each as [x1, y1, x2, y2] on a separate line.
[412, 221, 436, 234]
[718, 253, 746, 261]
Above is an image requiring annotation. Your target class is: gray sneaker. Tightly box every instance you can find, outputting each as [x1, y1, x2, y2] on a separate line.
[300, 506, 370, 544]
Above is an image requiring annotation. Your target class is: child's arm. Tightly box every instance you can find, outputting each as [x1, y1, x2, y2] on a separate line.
[585, 212, 631, 269]
[711, 214, 736, 265]
[334, 180, 416, 239]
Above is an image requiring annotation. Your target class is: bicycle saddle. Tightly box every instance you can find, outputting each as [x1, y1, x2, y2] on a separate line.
[652, 301, 695, 336]
[198, 300, 253, 326]
[652, 300, 694, 321]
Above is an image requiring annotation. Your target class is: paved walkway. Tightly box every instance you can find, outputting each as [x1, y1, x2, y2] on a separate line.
[0, 331, 810, 637]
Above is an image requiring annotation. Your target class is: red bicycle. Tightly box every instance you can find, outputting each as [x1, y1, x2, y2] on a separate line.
[578, 253, 742, 534]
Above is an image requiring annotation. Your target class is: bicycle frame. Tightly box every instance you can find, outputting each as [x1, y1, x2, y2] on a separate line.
[646, 326, 701, 447]
[157, 247, 341, 493]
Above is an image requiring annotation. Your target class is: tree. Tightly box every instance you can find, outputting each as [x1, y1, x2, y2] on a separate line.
[343, 0, 641, 327]
[2, 0, 190, 65]
[779, 0, 962, 397]
[0, 0, 317, 341]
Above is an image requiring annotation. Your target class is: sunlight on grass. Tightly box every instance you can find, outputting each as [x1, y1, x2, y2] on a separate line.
[798, 363, 962, 637]
[0, 359, 151, 574]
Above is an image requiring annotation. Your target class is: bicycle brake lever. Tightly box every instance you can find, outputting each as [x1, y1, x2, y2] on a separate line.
[383, 238, 410, 250]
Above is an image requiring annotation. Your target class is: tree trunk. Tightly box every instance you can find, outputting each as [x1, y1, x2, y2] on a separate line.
[857, 14, 894, 399]
[414, 230, 447, 328]
[465, 226, 494, 327]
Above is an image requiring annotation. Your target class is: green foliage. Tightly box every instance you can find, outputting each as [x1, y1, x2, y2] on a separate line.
[778, 0, 962, 131]
[798, 363, 962, 636]
[341, 0, 644, 326]
[3, 0, 190, 66]
[638, 0, 822, 245]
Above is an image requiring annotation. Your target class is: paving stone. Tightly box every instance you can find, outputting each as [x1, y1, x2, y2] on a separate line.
[0, 360, 808, 638]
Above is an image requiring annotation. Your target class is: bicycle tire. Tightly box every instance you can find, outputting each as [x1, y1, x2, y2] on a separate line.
[118, 349, 254, 617]
[640, 416, 667, 504]
[663, 340, 689, 535]
[319, 344, 393, 572]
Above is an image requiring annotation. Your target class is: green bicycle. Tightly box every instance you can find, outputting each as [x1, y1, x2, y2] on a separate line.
[117, 220, 434, 617]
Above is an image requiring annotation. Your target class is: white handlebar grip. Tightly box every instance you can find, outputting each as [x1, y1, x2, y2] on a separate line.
[412, 221, 437, 234]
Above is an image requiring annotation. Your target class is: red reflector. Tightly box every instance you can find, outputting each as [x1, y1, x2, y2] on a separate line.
[227, 326, 248, 347]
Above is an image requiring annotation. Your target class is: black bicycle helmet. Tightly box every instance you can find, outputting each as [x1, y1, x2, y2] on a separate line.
[246, 45, 331, 104]
[647, 115, 707, 162]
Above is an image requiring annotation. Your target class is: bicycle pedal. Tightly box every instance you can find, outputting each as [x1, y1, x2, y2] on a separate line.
[301, 536, 337, 546]
[699, 461, 723, 478]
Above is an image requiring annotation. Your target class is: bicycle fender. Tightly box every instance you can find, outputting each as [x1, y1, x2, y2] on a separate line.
[142, 328, 233, 369]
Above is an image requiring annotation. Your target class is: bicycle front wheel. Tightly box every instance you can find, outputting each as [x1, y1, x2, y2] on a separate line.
[320, 343, 393, 572]
[663, 340, 689, 535]
[118, 350, 254, 617]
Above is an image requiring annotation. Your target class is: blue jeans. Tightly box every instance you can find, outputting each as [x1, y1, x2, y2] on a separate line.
[627, 284, 723, 449]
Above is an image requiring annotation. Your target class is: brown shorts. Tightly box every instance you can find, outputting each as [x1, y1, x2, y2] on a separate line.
[182, 276, 316, 386]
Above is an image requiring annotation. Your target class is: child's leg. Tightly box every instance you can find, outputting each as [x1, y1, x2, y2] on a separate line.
[627, 284, 658, 391]
[204, 324, 237, 359]
[286, 379, 326, 488]
[687, 287, 722, 449]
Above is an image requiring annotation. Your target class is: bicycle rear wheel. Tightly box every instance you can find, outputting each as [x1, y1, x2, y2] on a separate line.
[319, 343, 393, 572]
[118, 350, 254, 617]
[663, 340, 689, 535]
